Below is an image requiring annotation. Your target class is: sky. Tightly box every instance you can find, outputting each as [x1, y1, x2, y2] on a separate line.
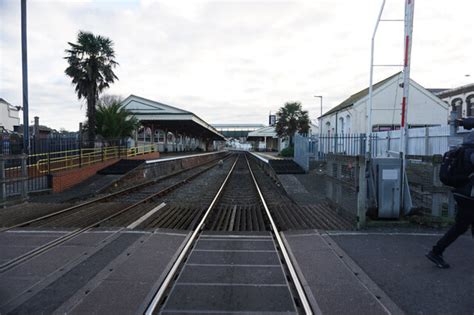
[1, 0, 473, 131]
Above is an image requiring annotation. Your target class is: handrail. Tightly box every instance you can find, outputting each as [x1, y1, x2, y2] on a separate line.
[4, 144, 158, 174]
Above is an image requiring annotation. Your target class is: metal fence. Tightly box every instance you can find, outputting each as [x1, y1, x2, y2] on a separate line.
[372, 126, 449, 157]
[294, 126, 453, 171]
[293, 134, 318, 171]
[0, 135, 157, 202]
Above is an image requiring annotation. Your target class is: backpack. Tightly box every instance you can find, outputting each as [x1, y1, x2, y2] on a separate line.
[439, 147, 471, 187]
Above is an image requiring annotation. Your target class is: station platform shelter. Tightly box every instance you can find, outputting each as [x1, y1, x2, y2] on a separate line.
[122, 95, 225, 153]
[247, 126, 287, 152]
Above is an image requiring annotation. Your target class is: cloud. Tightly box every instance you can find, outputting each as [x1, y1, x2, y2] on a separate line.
[1, 0, 473, 131]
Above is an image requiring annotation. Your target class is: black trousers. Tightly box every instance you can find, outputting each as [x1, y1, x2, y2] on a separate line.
[433, 195, 474, 255]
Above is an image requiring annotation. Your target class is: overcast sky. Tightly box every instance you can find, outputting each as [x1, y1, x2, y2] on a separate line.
[1, 0, 473, 131]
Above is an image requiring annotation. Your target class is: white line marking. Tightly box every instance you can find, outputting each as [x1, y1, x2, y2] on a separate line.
[200, 234, 271, 239]
[127, 203, 166, 229]
[186, 263, 280, 267]
[193, 249, 275, 253]
[146, 151, 224, 164]
[325, 231, 446, 236]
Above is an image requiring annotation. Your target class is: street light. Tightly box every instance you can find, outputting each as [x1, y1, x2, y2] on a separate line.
[314, 95, 323, 124]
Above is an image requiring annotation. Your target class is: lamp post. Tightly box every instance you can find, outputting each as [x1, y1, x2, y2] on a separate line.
[21, 0, 29, 154]
[314, 95, 323, 117]
[314, 95, 323, 128]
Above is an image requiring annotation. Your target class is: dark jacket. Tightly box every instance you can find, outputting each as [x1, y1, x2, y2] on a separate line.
[453, 132, 474, 199]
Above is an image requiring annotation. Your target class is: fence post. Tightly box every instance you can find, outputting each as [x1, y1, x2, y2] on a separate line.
[48, 138, 52, 174]
[336, 158, 342, 207]
[0, 156, 5, 204]
[357, 156, 367, 229]
[21, 154, 28, 200]
[79, 137, 82, 168]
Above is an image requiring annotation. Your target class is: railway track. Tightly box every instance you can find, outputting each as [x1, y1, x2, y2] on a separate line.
[0, 153, 230, 231]
[145, 153, 313, 314]
[0, 154, 234, 274]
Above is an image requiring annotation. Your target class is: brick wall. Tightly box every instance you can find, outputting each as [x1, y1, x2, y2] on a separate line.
[50, 151, 161, 193]
[51, 159, 119, 193]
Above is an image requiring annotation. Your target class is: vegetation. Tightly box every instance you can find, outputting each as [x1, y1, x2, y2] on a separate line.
[95, 95, 140, 140]
[275, 102, 310, 146]
[279, 146, 294, 157]
[65, 31, 119, 144]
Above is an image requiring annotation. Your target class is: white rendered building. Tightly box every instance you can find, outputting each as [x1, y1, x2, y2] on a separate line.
[0, 98, 20, 132]
[318, 72, 449, 134]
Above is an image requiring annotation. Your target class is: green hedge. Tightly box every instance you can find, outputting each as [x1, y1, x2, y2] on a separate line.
[279, 146, 294, 157]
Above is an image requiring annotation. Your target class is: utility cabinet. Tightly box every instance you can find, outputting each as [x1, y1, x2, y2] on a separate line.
[371, 158, 402, 218]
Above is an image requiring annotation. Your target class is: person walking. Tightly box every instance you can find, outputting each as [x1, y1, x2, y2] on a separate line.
[426, 132, 474, 268]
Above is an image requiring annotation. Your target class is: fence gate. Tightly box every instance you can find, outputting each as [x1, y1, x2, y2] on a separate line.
[0, 154, 28, 205]
[294, 134, 318, 172]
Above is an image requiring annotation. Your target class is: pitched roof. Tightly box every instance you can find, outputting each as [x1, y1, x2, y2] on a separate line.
[435, 83, 474, 99]
[122, 94, 192, 114]
[247, 126, 278, 138]
[320, 72, 401, 118]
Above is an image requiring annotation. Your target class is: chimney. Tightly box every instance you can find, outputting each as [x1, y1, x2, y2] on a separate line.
[33, 116, 39, 137]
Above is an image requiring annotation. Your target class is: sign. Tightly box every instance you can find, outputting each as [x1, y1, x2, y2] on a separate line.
[382, 169, 399, 180]
[269, 115, 276, 126]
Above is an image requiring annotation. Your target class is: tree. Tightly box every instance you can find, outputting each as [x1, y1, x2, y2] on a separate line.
[275, 102, 310, 146]
[64, 31, 119, 145]
[95, 95, 140, 141]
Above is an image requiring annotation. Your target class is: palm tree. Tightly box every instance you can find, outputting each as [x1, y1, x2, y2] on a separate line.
[275, 102, 310, 146]
[65, 31, 119, 145]
[95, 95, 140, 141]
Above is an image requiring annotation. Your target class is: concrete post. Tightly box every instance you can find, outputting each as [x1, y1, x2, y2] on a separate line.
[357, 156, 367, 229]
[336, 159, 342, 207]
[326, 157, 334, 200]
[424, 127, 430, 156]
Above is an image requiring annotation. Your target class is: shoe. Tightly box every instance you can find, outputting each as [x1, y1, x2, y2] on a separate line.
[426, 251, 450, 269]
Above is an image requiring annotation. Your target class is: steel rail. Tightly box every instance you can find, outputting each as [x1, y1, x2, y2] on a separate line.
[144, 155, 240, 315]
[0, 156, 230, 273]
[0, 153, 230, 233]
[245, 154, 314, 315]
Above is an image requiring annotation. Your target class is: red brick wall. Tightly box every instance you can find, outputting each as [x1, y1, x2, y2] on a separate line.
[50, 151, 161, 193]
[51, 159, 119, 193]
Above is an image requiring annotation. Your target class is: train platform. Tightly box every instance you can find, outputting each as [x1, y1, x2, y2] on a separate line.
[29, 151, 224, 204]
[250, 151, 282, 162]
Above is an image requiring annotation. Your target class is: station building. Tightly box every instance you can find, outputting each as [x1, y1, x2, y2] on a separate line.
[318, 72, 449, 134]
[434, 83, 474, 118]
[121, 95, 225, 152]
[247, 126, 288, 152]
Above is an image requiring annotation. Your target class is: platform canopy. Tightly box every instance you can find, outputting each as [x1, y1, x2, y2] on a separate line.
[246, 126, 279, 139]
[122, 95, 224, 141]
[212, 123, 265, 138]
